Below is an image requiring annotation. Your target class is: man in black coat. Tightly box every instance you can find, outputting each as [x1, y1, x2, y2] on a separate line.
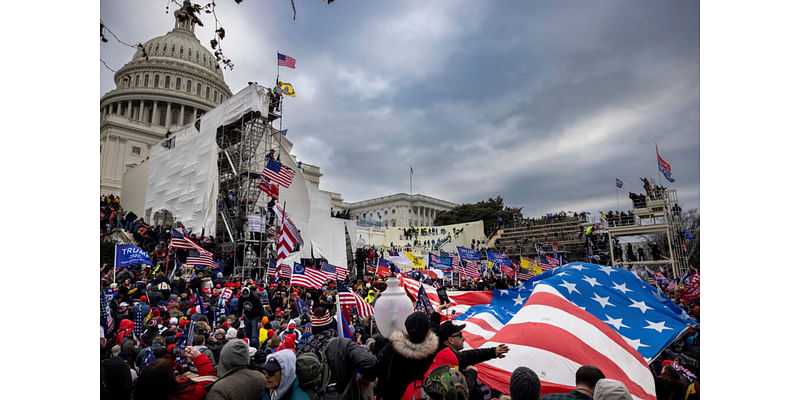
[237, 286, 264, 348]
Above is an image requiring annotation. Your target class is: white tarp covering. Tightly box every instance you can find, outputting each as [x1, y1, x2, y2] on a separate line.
[145, 84, 271, 234]
[296, 181, 347, 268]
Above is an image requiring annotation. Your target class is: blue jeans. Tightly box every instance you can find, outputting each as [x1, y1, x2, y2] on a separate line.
[244, 317, 260, 348]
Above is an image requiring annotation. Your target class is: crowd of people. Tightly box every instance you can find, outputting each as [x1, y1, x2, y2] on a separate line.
[101, 196, 699, 400]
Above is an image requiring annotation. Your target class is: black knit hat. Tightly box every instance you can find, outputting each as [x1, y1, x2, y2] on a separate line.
[509, 366, 541, 400]
[405, 311, 430, 344]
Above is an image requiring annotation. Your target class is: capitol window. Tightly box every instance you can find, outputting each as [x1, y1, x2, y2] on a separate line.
[144, 74, 149, 87]
[214, 90, 218, 102]
[196, 83, 201, 95]
[131, 146, 141, 155]
[180, 47, 184, 55]
[206, 87, 210, 99]
[176, 77, 182, 91]
[154, 75, 160, 88]
[188, 49, 192, 57]
[186, 79, 192, 92]
[135, 75, 140, 87]
[171, 45, 175, 53]
[165, 76, 171, 88]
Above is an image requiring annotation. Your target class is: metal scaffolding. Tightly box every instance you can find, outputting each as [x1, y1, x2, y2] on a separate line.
[607, 182, 689, 278]
[215, 94, 283, 279]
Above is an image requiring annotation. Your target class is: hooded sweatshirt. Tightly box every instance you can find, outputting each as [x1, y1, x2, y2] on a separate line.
[268, 349, 306, 400]
[594, 379, 633, 400]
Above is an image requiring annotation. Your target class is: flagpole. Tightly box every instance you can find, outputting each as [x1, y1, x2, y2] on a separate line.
[113, 244, 118, 283]
[409, 166, 412, 195]
[655, 143, 663, 189]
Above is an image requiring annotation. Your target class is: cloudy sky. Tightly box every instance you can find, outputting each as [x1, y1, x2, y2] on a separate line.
[100, 0, 699, 218]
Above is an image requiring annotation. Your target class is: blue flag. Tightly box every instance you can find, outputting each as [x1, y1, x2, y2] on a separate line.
[115, 244, 153, 267]
[195, 290, 206, 315]
[616, 178, 624, 188]
[486, 251, 512, 267]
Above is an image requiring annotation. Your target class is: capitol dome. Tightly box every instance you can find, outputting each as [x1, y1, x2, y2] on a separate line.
[100, 2, 232, 130]
[100, 2, 234, 195]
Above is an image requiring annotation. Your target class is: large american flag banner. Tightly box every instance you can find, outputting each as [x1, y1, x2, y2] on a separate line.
[399, 263, 697, 399]
[290, 263, 326, 289]
[338, 283, 374, 318]
[262, 159, 295, 188]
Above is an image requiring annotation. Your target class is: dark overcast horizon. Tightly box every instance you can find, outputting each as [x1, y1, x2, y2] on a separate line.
[100, 0, 699, 219]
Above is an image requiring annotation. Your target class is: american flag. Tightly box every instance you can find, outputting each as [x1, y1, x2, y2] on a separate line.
[290, 263, 326, 289]
[279, 263, 293, 280]
[463, 261, 480, 279]
[518, 269, 535, 280]
[321, 262, 347, 281]
[257, 177, 279, 200]
[443, 251, 462, 274]
[274, 205, 300, 266]
[262, 159, 295, 188]
[399, 264, 696, 399]
[187, 247, 215, 267]
[277, 52, 296, 68]
[169, 229, 203, 251]
[338, 282, 374, 318]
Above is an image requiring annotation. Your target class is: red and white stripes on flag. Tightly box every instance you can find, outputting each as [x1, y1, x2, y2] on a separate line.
[274, 205, 302, 267]
[290, 264, 327, 289]
[269, 263, 292, 280]
[187, 248, 215, 267]
[463, 261, 480, 279]
[466, 285, 655, 399]
[262, 159, 295, 188]
[399, 279, 657, 399]
[339, 290, 374, 318]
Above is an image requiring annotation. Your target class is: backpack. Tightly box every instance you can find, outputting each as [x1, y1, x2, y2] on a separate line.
[296, 339, 354, 400]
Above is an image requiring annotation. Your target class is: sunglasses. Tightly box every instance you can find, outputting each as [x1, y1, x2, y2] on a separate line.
[450, 332, 463, 338]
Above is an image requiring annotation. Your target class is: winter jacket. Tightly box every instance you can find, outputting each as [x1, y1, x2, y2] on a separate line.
[375, 329, 440, 400]
[171, 353, 217, 400]
[206, 340, 266, 400]
[324, 337, 379, 400]
[267, 349, 310, 400]
[238, 294, 265, 319]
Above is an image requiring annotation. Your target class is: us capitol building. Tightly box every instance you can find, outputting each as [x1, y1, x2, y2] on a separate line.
[101, 2, 457, 225]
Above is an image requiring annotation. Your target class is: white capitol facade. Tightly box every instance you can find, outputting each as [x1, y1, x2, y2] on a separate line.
[101, 3, 459, 225]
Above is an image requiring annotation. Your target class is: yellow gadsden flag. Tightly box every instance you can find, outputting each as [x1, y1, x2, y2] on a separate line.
[520, 256, 543, 275]
[405, 252, 426, 269]
[277, 81, 296, 97]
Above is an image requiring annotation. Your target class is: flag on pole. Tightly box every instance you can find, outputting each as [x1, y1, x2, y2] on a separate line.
[616, 178, 624, 188]
[277, 81, 296, 97]
[115, 244, 154, 268]
[320, 263, 347, 281]
[274, 204, 302, 266]
[187, 247, 215, 267]
[290, 263, 326, 289]
[277, 52, 296, 68]
[262, 159, 295, 188]
[656, 144, 676, 183]
[338, 282, 374, 318]
[195, 290, 206, 315]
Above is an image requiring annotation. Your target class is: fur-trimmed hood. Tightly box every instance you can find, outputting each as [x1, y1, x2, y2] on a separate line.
[389, 329, 439, 360]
